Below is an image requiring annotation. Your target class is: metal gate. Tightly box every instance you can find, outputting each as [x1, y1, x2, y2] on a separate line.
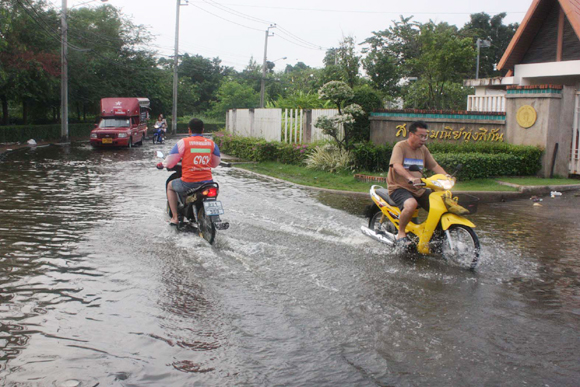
[570, 92, 580, 174]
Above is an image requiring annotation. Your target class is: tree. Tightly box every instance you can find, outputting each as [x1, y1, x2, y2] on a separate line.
[461, 13, 518, 78]
[361, 16, 421, 97]
[322, 36, 361, 88]
[405, 22, 475, 109]
[210, 79, 259, 119]
[315, 81, 364, 150]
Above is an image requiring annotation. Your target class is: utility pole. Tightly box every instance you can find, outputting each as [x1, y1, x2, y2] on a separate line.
[259, 24, 276, 108]
[60, 0, 68, 142]
[172, 0, 188, 135]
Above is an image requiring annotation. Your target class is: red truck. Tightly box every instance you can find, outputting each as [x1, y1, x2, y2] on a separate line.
[90, 98, 150, 147]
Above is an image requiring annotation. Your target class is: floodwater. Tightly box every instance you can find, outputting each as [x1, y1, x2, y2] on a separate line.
[0, 143, 579, 386]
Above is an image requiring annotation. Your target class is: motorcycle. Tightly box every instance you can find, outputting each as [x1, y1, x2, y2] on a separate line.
[152, 123, 165, 144]
[156, 151, 229, 244]
[361, 165, 481, 269]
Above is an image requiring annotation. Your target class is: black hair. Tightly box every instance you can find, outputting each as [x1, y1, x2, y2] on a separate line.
[189, 118, 204, 134]
[409, 121, 428, 133]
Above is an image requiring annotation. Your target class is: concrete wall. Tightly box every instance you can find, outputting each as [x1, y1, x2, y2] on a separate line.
[505, 86, 577, 177]
[370, 115, 506, 145]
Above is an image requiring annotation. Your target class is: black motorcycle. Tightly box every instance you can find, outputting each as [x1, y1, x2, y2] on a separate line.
[158, 155, 229, 244]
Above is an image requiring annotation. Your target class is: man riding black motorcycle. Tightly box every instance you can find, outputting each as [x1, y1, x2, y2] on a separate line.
[157, 118, 221, 226]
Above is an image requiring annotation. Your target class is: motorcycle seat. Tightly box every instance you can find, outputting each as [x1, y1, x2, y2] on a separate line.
[375, 188, 398, 207]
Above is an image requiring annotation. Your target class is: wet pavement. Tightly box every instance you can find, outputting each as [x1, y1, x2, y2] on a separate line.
[0, 142, 579, 386]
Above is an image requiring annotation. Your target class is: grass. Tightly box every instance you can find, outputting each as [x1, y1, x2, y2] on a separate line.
[236, 162, 374, 192]
[235, 161, 524, 192]
[496, 177, 580, 186]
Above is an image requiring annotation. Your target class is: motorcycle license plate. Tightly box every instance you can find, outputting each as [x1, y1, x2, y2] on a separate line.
[203, 201, 224, 216]
[102, 138, 112, 144]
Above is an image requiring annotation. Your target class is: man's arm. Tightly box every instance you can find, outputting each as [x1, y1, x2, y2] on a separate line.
[210, 142, 221, 168]
[431, 164, 448, 176]
[162, 140, 184, 168]
[392, 163, 421, 184]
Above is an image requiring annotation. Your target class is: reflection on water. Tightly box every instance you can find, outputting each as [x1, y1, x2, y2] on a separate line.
[1, 144, 580, 385]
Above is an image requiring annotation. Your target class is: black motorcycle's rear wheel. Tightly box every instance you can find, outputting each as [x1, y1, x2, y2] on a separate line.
[441, 225, 480, 269]
[197, 206, 216, 244]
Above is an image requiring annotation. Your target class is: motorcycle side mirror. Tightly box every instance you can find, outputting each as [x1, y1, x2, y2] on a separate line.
[408, 165, 421, 172]
[452, 164, 463, 177]
[156, 151, 164, 158]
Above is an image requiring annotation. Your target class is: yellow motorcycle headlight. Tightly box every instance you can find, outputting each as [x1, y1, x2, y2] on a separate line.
[434, 179, 455, 190]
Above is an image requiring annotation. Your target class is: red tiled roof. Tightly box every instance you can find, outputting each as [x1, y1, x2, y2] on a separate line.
[498, 0, 580, 71]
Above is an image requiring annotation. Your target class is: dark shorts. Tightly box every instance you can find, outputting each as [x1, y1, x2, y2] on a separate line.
[170, 179, 204, 193]
[390, 188, 432, 212]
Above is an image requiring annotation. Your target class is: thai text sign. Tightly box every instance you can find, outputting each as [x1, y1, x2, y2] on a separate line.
[395, 123, 504, 142]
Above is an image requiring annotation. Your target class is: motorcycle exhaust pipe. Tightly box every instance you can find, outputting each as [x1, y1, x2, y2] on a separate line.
[361, 226, 396, 246]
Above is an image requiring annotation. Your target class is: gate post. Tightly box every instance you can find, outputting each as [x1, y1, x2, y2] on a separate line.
[303, 109, 312, 143]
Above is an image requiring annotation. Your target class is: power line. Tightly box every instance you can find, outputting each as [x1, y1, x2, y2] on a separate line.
[190, 2, 526, 15]
[190, 3, 263, 32]
[198, 0, 328, 51]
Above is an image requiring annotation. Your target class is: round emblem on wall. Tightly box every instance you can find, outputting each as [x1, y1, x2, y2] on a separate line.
[516, 105, 537, 128]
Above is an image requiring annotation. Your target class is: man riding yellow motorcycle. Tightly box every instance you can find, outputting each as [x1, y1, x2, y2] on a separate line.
[362, 121, 480, 269]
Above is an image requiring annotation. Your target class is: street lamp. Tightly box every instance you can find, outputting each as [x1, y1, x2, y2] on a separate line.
[475, 38, 491, 80]
[60, 0, 108, 142]
[172, 0, 189, 135]
[260, 24, 276, 108]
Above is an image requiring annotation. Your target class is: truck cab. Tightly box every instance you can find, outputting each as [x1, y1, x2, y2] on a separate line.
[90, 98, 150, 147]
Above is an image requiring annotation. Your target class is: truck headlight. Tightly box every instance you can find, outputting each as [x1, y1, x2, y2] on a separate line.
[90, 133, 97, 139]
[118, 133, 128, 138]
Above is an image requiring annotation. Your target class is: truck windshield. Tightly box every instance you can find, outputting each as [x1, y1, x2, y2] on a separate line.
[99, 118, 130, 128]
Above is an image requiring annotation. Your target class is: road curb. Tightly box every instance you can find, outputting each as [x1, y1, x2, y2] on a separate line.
[229, 166, 580, 203]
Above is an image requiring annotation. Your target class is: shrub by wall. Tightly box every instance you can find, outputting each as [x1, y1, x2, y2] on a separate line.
[351, 141, 543, 178]
[214, 133, 311, 164]
[0, 123, 95, 143]
[211, 133, 544, 178]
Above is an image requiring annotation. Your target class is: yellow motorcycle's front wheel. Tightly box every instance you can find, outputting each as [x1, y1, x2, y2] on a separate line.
[441, 225, 480, 269]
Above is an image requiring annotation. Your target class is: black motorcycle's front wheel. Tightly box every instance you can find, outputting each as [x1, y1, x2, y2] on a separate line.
[441, 225, 480, 269]
[197, 206, 216, 244]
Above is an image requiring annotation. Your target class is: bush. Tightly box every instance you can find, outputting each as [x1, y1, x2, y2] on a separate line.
[213, 132, 312, 164]
[351, 141, 543, 178]
[305, 144, 354, 173]
[211, 132, 544, 178]
[0, 123, 95, 143]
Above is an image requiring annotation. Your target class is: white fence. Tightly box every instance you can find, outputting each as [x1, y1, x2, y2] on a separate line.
[466, 95, 506, 112]
[226, 108, 341, 144]
[570, 93, 580, 174]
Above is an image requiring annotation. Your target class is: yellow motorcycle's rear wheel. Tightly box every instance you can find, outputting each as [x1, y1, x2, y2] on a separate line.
[369, 211, 398, 236]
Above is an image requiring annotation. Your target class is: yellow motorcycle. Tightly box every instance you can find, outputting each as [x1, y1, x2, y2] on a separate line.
[361, 166, 480, 269]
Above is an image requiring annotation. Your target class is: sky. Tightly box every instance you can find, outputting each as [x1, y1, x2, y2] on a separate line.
[48, 0, 535, 71]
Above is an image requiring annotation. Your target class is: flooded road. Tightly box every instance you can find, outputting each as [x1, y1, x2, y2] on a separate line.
[1, 143, 579, 386]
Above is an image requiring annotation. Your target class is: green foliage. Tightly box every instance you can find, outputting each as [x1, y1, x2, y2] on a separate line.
[403, 80, 474, 110]
[461, 13, 519, 78]
[267, 91, 332, 109]
[322, 36, 361, 88]
[305, 144, 355, 173]
[213, 133, 311, 164]
[434, 153, 528, 180]
[351, 141, 543, 178]
[210, 80, 259, 118]
[350, 141, 395, 172]
[0, 123, 94, 143]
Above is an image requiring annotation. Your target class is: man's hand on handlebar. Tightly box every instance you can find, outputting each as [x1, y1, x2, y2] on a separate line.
[156, 162, 164, 170]
[408, 177, 422, 186]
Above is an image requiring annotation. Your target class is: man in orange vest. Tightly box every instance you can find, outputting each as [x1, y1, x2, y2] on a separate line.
[157, 118, 221, 226]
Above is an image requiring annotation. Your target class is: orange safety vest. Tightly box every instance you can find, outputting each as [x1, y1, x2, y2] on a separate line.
[181, 136, 215, 183]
